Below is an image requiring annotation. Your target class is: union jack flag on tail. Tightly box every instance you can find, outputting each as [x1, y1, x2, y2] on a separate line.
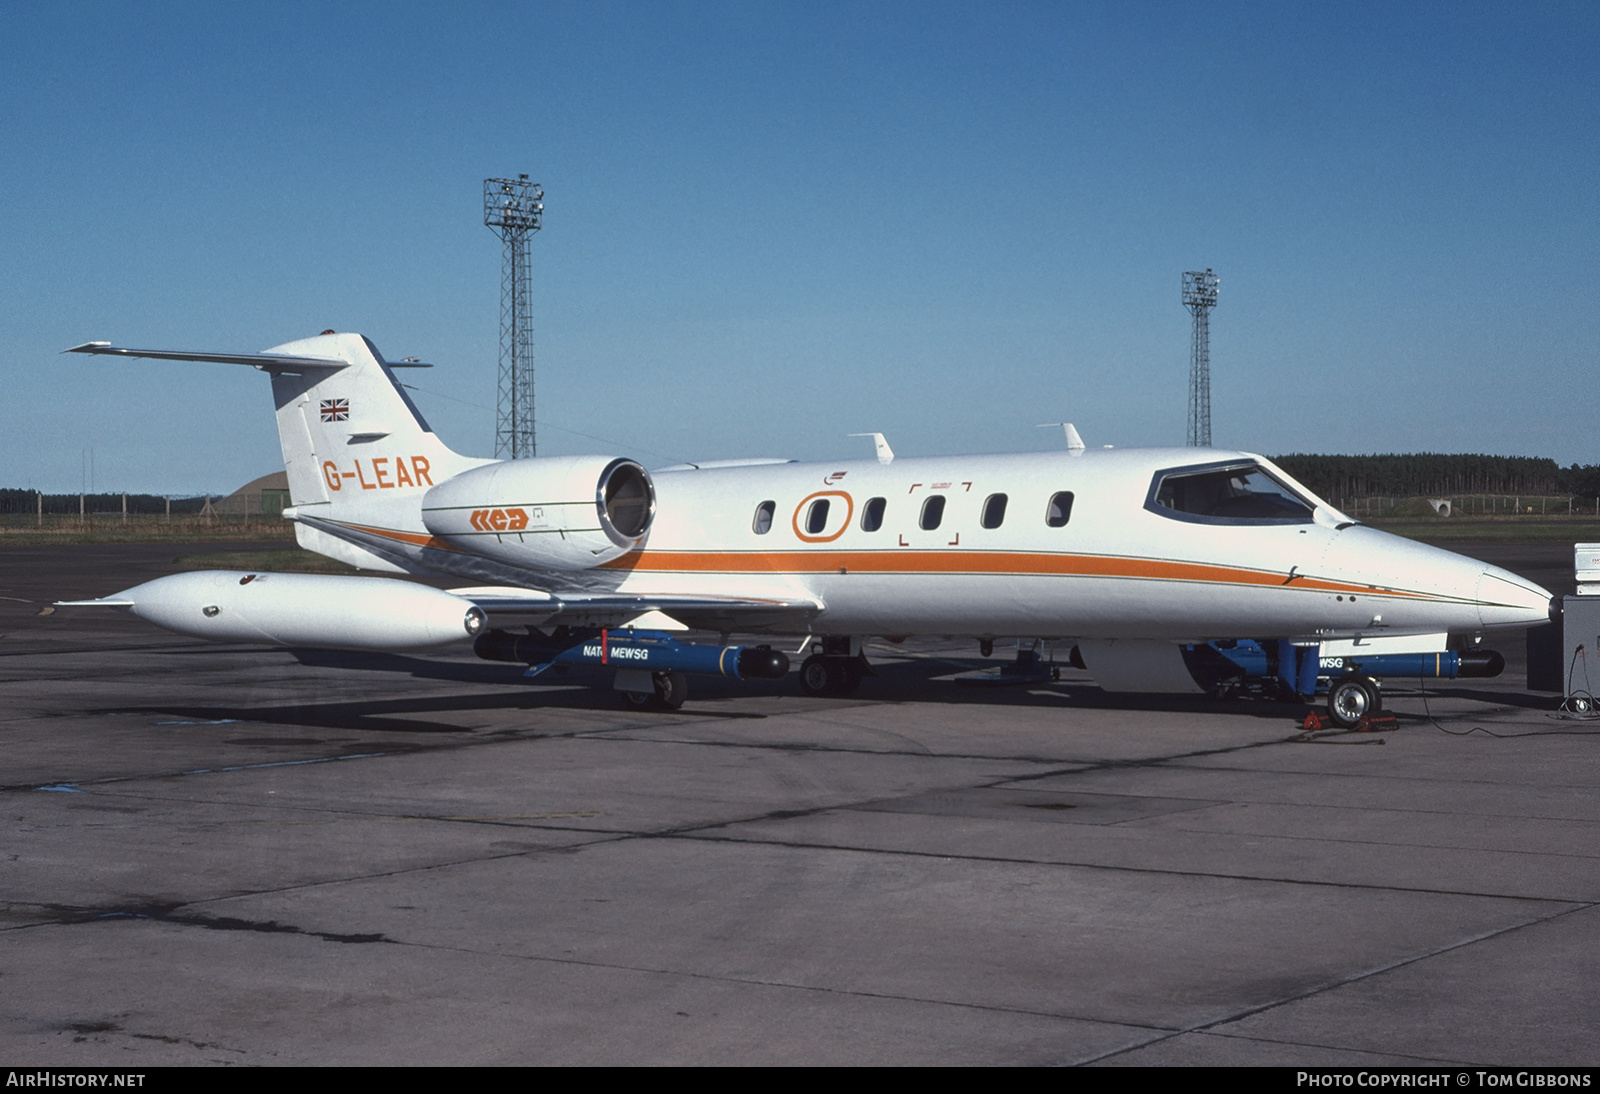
[320, 398, 349, 422]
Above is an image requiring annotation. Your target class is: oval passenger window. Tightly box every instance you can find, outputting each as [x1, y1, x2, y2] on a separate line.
[920, 495, 945, 530]
[753, 500, 775, 535]
[861, 497, 886, 532]
[1046, 491, 1074, 527]
[981, 493, 1007, 529]
[806, 498, 831, 535]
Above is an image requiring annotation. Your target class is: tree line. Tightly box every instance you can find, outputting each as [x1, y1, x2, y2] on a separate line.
[1270, 454, 1600, 501]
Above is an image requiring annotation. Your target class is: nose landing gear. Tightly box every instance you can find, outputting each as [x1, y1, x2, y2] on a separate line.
[1326, 674, 1382, 728]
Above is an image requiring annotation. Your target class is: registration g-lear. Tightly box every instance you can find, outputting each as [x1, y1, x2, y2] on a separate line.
[60, 333, 1554, 726]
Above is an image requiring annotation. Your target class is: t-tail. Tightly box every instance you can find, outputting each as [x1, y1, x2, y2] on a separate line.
[66, 332, 494, 572]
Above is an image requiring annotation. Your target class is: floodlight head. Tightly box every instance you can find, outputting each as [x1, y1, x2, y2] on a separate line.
[1182, 268, 1220, 310]
[484, 176, 544, 233]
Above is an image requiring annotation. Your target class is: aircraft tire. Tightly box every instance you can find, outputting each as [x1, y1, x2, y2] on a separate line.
[1327, 675, 1379, 728]
[800, 655, 835, 696]
[800, 655, 860, 697]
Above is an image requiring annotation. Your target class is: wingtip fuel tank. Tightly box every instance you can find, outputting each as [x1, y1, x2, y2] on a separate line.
[81, 571, 487, 650]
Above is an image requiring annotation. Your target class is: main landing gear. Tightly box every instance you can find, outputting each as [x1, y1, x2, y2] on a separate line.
[799, 636, 874, 698]
[1326, 674, 1382, 728]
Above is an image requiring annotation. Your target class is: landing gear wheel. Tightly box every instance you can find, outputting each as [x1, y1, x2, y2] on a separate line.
[1327, 675, 1380, 728]
[800, 655, 835, 696]
[800, 655, 862, 697]
[621, 671, 688, 711]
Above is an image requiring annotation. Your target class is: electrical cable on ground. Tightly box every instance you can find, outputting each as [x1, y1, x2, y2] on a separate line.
[1416, 648, 1600, 738]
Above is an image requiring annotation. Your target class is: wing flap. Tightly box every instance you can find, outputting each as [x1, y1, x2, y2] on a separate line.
[449, 586, 821, 632]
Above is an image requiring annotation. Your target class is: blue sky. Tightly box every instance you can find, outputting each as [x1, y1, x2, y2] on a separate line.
[2, 2, 1595, 493]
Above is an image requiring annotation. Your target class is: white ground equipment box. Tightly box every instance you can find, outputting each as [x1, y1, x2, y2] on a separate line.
[1563, 544, 1600, 707]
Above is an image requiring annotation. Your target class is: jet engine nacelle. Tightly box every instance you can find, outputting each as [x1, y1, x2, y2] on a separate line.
[421, 455, 655, 570]
[108, 570, 487, 649]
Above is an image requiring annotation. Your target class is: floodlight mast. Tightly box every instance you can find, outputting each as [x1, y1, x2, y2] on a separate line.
[1182, 268, 1220, 447]
[484, 175, 544, 459]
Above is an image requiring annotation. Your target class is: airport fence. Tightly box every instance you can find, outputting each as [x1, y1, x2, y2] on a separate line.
[1335, 494, 1599, 520]
[0, 489, 294, 538]
[0, 503, 293, 540]
[0, 513, 292, 533]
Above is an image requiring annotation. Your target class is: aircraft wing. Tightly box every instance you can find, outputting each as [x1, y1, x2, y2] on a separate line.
[449, 586, 821, 632]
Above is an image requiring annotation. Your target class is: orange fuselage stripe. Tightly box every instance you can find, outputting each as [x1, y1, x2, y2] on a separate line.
[332, 520, 463, 553]
[598, 549, 1430, 600]
[323, 524, 1440, 603]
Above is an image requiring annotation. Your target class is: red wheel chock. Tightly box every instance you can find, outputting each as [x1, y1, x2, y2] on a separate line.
[1301, 711, 1398, 732]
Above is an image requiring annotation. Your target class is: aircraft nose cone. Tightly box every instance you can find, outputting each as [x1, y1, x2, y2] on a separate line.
[1476, 567, 1555, 629]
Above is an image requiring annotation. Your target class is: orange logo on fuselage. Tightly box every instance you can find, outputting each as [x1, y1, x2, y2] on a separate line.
[322, 456, 433, 492]
[469, 508, 529, 532]
[791, 491, 854, 543]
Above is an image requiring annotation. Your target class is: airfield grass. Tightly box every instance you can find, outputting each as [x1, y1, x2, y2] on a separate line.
[0, 511, 295, 544]
[170, 548, 360, 573]
[0, 526, 297, 546]
[1366, 518, 1600, 542]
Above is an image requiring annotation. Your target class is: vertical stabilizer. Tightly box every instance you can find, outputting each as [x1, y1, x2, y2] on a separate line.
[264, 333, 494, 568]
[66, 332, 497, 572]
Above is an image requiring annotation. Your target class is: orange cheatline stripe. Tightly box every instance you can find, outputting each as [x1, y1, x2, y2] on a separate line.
[321, 527, 1467, 606]
[598, 548, 1438, 601]
[331, 520, 463, 553]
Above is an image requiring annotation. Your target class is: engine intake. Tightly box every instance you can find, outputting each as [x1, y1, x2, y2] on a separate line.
[597, 459, 653, 544]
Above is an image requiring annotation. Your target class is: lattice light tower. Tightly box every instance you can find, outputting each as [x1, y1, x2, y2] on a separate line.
[1182, 268, 1220, 447]
[485, 175, 544, 459]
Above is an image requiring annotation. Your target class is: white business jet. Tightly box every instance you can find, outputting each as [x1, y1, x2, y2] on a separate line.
[62, 332, 1554, 725]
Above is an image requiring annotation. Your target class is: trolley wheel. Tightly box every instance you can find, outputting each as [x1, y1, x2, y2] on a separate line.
[621, 671, 688, 711]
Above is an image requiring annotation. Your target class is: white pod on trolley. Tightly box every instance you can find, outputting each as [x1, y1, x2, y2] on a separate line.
[67, 570, 487, 650]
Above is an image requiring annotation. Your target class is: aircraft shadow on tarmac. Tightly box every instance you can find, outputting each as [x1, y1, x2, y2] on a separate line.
[283, 645, 1380, 725]
[97, 685, 696, 735]
[99, 645, 1557, 738]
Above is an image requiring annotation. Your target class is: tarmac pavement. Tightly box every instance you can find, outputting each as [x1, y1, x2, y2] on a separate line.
[0, 541, 1595, 1065]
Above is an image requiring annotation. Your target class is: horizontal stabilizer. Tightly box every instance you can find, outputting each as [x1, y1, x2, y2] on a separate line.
[64, 342, 348, 373]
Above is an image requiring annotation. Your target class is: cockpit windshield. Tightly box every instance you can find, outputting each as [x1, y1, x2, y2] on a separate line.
[1148, 461, 1316, 524]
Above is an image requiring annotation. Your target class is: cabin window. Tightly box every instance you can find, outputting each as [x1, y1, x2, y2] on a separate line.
[805, 498, 831, 535]
[861, 496, 886, 532]
[1046, 492, 1074, 527]
[920, 495, 945, 530]
[753, 500, 775, 534]
[1148, 461, 1315, 524]
[981, 493, 1008, 529]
